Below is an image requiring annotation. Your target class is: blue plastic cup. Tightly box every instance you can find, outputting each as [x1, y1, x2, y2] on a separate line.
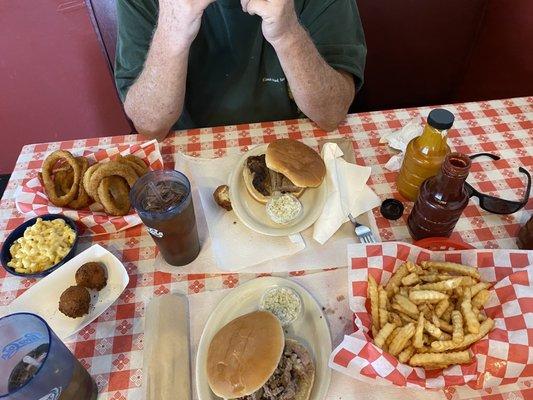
[0, 313, 97, 400]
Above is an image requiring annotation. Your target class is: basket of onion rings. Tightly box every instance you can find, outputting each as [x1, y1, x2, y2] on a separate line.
[15, 140, 164, 236]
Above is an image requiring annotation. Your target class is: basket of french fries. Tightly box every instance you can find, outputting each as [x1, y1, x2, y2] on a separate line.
[329, 242, 533, 390]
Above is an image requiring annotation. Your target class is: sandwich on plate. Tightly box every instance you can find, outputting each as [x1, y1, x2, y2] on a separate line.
[243, 139, 326, 204]
[207, 311, 315, 400]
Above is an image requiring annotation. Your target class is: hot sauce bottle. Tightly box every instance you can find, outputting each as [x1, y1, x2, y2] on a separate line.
[408, 153, 472, 240]
[517, 215, 533, 250]
[397, 109, 453, 201]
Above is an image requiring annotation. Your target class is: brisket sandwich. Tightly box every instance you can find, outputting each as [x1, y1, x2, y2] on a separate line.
[243, 139, 326, 203]
[207, 311, 315, 400]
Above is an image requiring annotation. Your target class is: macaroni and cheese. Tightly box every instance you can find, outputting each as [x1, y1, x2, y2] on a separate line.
[8, 218, 76, 274]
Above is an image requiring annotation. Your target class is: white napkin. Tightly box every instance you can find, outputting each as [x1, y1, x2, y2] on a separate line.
[380, 117, 424, 171]
[313, 143, 381, 245]
[175, 153, 305, 271]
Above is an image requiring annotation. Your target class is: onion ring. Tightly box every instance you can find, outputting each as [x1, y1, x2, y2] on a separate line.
[83, 163, 102, 202]
[97, 176, 131, 216]
[68, 157, 91, 209]
[116, 155, 148, 177]
[41, 150, 82, 206]
[88, 161, 138, 203]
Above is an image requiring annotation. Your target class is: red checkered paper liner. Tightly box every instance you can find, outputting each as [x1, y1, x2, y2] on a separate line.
[329, 242, 533, 390]
[15, 140, 163, 236]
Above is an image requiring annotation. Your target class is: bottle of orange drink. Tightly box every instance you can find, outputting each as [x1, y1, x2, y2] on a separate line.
[396, 109, 453, 201]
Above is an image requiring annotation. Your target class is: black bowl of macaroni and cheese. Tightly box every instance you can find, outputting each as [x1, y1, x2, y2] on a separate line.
[1, 214, 79, 277]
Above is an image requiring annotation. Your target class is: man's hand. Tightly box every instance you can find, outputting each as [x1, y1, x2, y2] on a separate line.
[159, 0, 215, 49]
[242, 0, 300, 45]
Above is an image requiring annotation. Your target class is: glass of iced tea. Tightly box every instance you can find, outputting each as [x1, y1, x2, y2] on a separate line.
[130, 170, 201, 266]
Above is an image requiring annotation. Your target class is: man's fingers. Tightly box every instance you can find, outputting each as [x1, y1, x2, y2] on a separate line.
[241, 0, 251, 12]
[245, 0, 270, 17]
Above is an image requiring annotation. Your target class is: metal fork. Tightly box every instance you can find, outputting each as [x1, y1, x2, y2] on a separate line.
[348, 213, 377, 243]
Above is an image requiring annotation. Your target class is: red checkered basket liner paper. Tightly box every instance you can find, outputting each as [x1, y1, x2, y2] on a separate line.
[15, 140, 163, 236]
[329, 242, 533, 390]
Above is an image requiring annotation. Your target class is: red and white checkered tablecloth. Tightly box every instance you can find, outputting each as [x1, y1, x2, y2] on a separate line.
[0, 97, 532, 400]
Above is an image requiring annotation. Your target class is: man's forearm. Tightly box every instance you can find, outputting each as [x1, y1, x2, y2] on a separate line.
[124, 27, 189, 140]
[272, 25, 355, 131]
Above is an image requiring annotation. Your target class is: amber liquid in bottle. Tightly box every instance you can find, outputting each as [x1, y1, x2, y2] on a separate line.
[408, 153, 471, 240]
[397, 123, 450, 201]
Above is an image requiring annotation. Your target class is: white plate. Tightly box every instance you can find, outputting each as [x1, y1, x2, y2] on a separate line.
[6, 244, 129, 340]
[229, 144, 327, 236]
[196, 277, 332, 400]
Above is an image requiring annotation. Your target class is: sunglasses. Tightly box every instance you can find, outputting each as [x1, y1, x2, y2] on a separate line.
[465, 153, 531, 215]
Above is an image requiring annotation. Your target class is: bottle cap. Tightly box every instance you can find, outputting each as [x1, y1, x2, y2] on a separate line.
[380, 198, 404, 220]
[427, 109, 455, 130]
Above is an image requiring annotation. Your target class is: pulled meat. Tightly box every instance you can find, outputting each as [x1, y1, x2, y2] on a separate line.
[240, 347, 306, 400]
[246, 155, 301, 196]
[246, 155, 271, 196]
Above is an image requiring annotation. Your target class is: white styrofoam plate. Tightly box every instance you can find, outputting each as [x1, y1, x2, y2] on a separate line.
[229, 144, 327, 236]
[196, 277, 332, 400]
[6, 244, 129, 340]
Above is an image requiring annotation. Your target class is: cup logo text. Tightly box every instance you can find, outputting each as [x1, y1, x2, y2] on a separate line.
[2, 332, 45, 360]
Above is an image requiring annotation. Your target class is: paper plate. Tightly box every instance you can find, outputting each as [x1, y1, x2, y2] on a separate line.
[229, 144, 327, 236]
[5, 244, 129, 340]
[196, 277, 332, 400]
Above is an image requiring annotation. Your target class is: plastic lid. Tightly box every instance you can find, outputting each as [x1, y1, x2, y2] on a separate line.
[427, 108, 455, 130]
[380, 198, 404, 220]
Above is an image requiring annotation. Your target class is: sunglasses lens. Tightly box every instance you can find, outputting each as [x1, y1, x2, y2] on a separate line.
[479, 196, 524, 214]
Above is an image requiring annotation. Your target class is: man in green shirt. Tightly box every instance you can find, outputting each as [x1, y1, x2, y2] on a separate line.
[115, 0, 366, 139]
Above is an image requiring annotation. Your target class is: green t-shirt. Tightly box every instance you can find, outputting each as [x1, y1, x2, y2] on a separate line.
[115, 0, 366, 130]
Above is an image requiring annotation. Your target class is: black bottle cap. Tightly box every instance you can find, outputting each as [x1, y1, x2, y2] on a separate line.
[380, 199, 404, 220]
[427, 108, 455, 130]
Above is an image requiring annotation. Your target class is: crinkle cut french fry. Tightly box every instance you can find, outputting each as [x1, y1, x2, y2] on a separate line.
[431, 318, 494, 352]
[409, 350, 472, 367]
[406, 261, 424, 275]
[378, 287, 389, 328]
[460, 276, 478, 287]
[389, 322, 415, 356]
[417, 277, 464, 291]
[391, 303, 417, 323]
[418, 303, 432, 320]
[421, 261, 480, 280]
[385, 263, 409, 297]
[388, 312, 402, 326]
[434, 298, 449, 318]
[437, 318, 454, 333]
[401, 272, 420, 286]
[451, 310, 464, 343]
[394, 294, 419, 316]
[368, 276, 380, 332]
[398, 344, 416, 363]
[470, 282, 491, 297]
[439, 332, 452, 341]
[385, 326, 401, 347]
[424, 319, 443, 339]
[461, 287, 480, 334]
[413, 314, 424, 348]
[409, 290, 448, 304]
[472, 289, 490, 309]
[374, 322, 396, 348]
[441, 304, 454, 322]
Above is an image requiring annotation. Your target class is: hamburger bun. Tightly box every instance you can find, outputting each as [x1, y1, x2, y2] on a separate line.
[207, 311, 284, 398]
[266, 139, 326, 188]
[242, 166, 305, 204]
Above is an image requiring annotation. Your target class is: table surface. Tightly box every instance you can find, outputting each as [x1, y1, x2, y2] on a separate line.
[1, 97, 532, 400]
